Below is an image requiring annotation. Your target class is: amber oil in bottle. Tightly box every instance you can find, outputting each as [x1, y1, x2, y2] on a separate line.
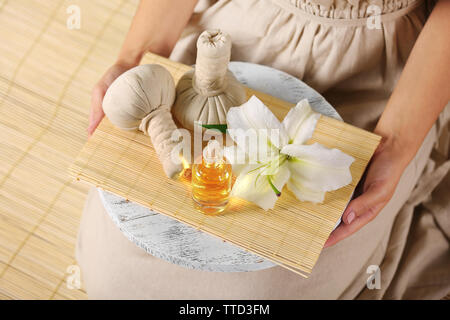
[191, 140, 232, 215]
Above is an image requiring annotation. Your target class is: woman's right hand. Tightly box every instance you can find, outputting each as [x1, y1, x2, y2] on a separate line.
[87, 0, 198, 137]
[88, 62, 137, 137]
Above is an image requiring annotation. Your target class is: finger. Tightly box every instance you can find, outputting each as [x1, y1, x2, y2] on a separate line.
[342, 181, 389, 225]
[324, 202, 383, 248]
[87, 85, 106, 137]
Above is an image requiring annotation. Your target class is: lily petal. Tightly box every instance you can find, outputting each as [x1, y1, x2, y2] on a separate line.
[223, 145, 248, 175]
[281, 143, 355, 192]
[227, 95, 289, 151]
[287, 178, 326, 203]
[282, 99, 321, 145]
[231, 162, 290, 210]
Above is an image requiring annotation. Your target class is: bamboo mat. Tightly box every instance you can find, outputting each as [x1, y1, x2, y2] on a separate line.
[0, 0, 144, 299]
[70, 53, 381, 277]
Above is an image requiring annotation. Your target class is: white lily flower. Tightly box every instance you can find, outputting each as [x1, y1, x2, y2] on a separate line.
[226, 95, 355, 210]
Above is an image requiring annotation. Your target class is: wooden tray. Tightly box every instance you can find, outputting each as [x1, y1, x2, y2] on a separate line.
[69, 53, 381, 277]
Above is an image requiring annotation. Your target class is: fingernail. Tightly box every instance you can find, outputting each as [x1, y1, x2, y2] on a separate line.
[347, 210, 355, 224]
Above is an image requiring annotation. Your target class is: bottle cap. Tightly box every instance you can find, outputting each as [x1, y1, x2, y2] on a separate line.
[203, 140, 223, 164]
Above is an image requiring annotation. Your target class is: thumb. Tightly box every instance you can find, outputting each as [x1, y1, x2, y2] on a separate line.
[88, 85, 106, 137]
[342, 181, 389, 225]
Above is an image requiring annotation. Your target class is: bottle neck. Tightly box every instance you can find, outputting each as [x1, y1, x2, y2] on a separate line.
[203, 157, 224, 168]
[203, 140, 224, 166]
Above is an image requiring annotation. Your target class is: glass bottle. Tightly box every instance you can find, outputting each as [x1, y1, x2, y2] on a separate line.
[191, 140, 232, 215]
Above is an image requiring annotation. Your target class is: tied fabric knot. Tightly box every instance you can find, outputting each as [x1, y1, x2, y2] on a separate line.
[138, 104, 171, 134]
[193, 29, 231, 95]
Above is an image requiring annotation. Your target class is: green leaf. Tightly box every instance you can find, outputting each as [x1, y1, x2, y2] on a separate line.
[201, 124, 228, 133]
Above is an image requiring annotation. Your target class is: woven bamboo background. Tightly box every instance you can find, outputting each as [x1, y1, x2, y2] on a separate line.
[70, 53, 381, 277]
[0, 0, 148, 299]
[1, 0, 448, 300]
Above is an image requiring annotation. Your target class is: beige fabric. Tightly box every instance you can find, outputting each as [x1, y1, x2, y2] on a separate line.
[102, 64, 183, 178]
[173, 30, 247, 131]
[77, 0, 450, 299]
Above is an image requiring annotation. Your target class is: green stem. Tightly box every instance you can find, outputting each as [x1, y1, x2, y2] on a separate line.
[267, 175, 281, 197]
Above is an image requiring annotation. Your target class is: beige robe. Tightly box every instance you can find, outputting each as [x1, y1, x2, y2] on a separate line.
[76, 0, 450, 299]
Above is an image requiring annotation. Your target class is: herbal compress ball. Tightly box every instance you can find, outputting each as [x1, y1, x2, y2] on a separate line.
[102, 64, 183, 179]
[172, 29, 247, 131]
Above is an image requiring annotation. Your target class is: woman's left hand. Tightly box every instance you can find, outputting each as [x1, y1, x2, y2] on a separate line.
[324, 0, 450, 247]
[324, 136, 409, 247]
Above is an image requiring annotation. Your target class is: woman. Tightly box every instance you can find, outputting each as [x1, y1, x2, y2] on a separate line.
[78, 0, 450, 299]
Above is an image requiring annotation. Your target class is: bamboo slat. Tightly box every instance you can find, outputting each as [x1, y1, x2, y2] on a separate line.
[70, 53, 381, 277]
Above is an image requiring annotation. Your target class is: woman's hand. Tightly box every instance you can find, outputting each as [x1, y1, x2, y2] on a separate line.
[325, 0, 450, 247]
[324, 136, 408, 247]
[88, 62, 136, 136]
[87, 0, 198, 136]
